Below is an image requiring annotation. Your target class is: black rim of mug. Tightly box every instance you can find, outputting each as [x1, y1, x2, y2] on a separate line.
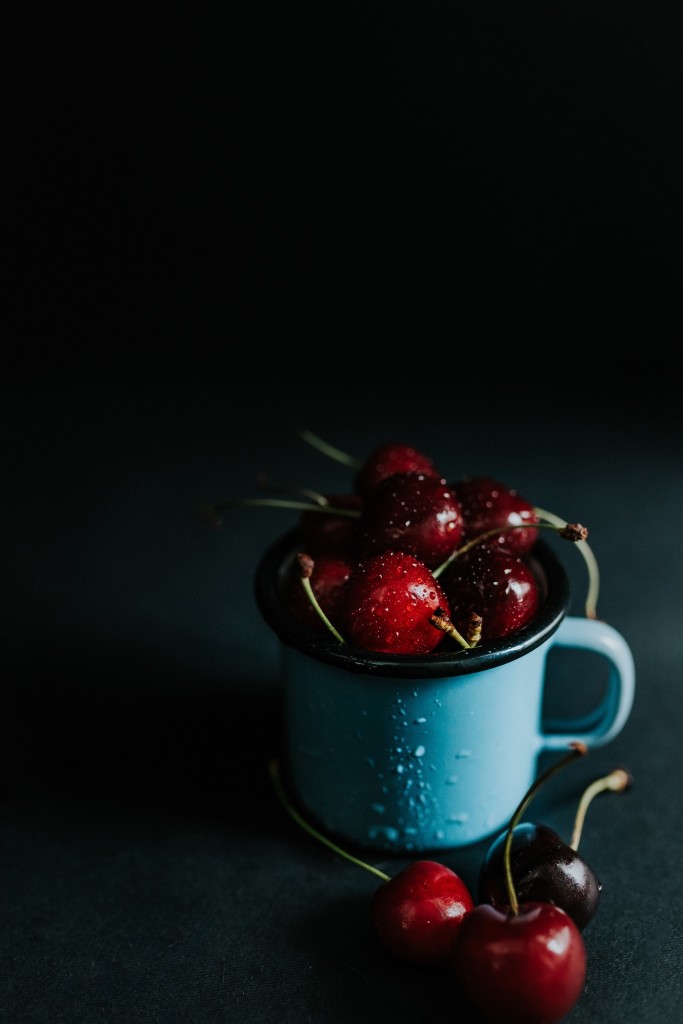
[253, 528, 571, 678]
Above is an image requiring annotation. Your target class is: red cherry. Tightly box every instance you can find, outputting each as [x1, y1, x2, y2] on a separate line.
[441, 545, 539, 640]
[452, 900, 587, 1024]
[268, 759, 474, 967]
[342, 550, 450, 655]
[355, 441, 440, 497]
[454, 475, 540, 555]
[284, 551, 352, 634]
[359, 472, 465, 568]
[371, 860, 474, 964]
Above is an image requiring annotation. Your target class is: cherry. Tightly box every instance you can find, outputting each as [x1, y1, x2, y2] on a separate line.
[453, 474, 540, 556]
[451, 745, 589, 1023]
[296, 425, 445, 499]
[207, 426, 600, 645]
[452, 901, 586, 1024]
[440, 543, 540, 641]
[477, 821, 600, 932]
[283, 551, 352, 635]
[268, 757, 474, 965]
[371, 859, 474, 965]
[342, 549, 451, 655]
[355, 441, 440, 497]
[298, 492, 364, 554]
[477, 767, 632, 930]
[359, 471, 465, 568]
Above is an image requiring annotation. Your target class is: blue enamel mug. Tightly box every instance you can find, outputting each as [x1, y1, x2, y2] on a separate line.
[255, 530, 635, 854]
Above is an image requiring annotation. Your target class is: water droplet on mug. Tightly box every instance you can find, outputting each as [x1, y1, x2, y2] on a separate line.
[414, 717, 426, 724]
[455, 750, 472, 759]
[371, 803, 385, 815]
[396, 764, 405, 774]
[414, 745, 426, 757]
[368, 825, 400, 843]
[448, 812, 469, 824]
[446, 774, 459, 785]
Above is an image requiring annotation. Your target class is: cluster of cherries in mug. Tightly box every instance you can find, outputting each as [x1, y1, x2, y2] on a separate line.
[274, 437, 588, 655]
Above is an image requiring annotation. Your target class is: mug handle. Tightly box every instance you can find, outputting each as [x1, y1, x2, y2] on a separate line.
[540, 616, 635, 751]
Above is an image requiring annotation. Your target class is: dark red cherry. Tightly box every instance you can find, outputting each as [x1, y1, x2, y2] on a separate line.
[355, 442, 440, 497]
[453, 475, 540, 555]
[451, 900, 587, 1024]
[359, 472, 465, 568]
[342, 550, 450, 655]
[283, 551, 352, 634]
[298, 493, 363, 554]
[477, 822, 602, 931]
[371, 860, 474, 964]
[442, 545, 539, 640]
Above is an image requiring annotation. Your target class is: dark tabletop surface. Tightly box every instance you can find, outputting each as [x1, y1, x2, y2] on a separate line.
[4, 3, 683, 1023]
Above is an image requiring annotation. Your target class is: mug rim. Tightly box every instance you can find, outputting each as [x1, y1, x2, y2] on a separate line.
[254, 528, 571, 678]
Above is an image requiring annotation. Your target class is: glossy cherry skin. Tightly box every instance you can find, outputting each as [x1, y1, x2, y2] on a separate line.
[342, 550, 450, 655]
[355, 442, 440, 497]
[452, 901, 587, 1024]
[477, 822, 602, 931]
[298, 493, 363, 554]
[454, 475, 539, 556]
[442, 545, 539, 640]
[283, 552, 352, 634]
[371, 860, 474, 964]
[359, 472, 465, 568]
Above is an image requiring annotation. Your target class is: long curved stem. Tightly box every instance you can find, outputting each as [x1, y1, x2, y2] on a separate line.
[570, 768, 632, 851]
[268, 758, 390, 881]
[503, 743, 587, 915]
[295, 425, 362, 469]
[534, 506, 600, 619]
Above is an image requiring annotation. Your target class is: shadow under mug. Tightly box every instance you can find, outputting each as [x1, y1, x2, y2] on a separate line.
[255, 530, 635, 854]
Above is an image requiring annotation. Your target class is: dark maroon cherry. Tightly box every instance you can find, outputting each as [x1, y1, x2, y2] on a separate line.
[477, 822, 601, 931]
[359, 472, 464, 568]
[298, 493, 363, 554]
[441, 544, 539, 641]
[342, 550, 450, 655]
[284, 551, 352, 635]
[454, 475, 540, 555]
[477, 765, 632, 931]
[355, 441, 440, 497]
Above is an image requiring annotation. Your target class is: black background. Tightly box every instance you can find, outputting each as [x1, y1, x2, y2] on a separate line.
[3, 3, 683, 1023]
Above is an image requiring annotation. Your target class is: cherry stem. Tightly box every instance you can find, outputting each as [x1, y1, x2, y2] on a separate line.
[255, 474, 330, 506]
[430, 608, 472, 650]
[534, 506, 600, 620]
[268, 757, 391, 881]
[296, 552, 348, 638]
[431, 520, 589, 580]
[295, 425, 362, 470]
[206, 497, 360, 523]
[569, 767, 633, 851]
[503, 742, 588, 916]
